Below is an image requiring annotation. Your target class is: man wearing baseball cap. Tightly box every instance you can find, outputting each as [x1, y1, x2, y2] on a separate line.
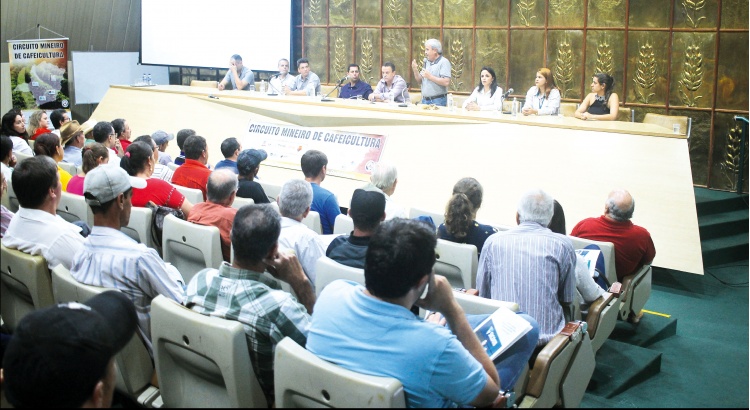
[326, 189, 387, 269]
[1, 291, 138, 408]
[61, 120, 85, 167]
[236, 148, 270, 204]
[71, 165, 185, 354]
[152, 130, 175, 166]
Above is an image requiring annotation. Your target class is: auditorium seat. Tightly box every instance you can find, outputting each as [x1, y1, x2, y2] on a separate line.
[408, 206, 444, 229]
[302, 210, 323, 234]
[258, 180, 282, 201]
[190, 80, 218, 88]
[161, 214, 222, 284]
[56, 191, 94, 227]
[0, 245, 54, 331]
[515, 321, 595, 408]
[584, 291, 619, 353]
[333, 213, 354, 235]
[618, 264, 652, 323]
[567, 236, 618, 286]
[15, 151, 33, 165]
[4, 176, 19, 212]
[174, 185, 204, 204]
[58, 161, 78, 176]
[120, 206, 155, 249]
[167, 162, 179, 171]
[150, 295, 267, 408]
[274, 337, 406, 408]
[50, 264, 161, 408]
[231, 195, 254, 210]
[434, 238, 477, 289]
[643, 113, 691, 139]
[315, 256, 364, 298]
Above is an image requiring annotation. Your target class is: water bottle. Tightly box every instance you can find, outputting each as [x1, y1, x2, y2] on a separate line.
[512, 97, 518, 117]
[147, 73, 152, 85]
[141, 73, 146, 85]
[447, 93, 454, 112]
[261, 80, 266, 93]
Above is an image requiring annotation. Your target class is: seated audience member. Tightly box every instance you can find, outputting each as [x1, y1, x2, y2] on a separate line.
[49, 108, 70, 136]
[173, 128, 195, 166]
[361, 161, 407, 220]
[72, 165, 185, 354]
[571, 189, 655, 282]
[215, 137, 242, 173]
[477, 189, 576, 345]
[80, 118, 97, 144]
[1, 291, 137, 408]
[307, 218, 538, 407]
[548, 200, 607, 313]
[28, 110, 52, 141]
[61, 120, 85, 167]
[338, 64, 373, 100]
[2, 156, 84, 270]
[326, 189, 386, 269]
[133, 134, 173, 182]
[153, 130, 175, 166]
[33, 132, 73, 192]
[277, 179, 325, 284]
[236, 148, 270, 204]
[184, 205, 314, 407]
[1, 135, 15, 183]
[187, 170, 238, 262]
[92, 121, 121, 167]
[171, 135, 211, 200]
[438, 177, 498, 259]
[111, 118, 132, 151]
[301, 149, 341, 234]
[1, 173, 14, 237]
[67, 143, 109, 196]
[1, 109, 33, 156]
[120, 141, 193, 216]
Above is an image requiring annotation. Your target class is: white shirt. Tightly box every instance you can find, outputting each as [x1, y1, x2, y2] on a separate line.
[522, 86, 561, 115]
[70, 226, 185, 353]
[152, 163, 174, 182]
[1, 163, 12, 184]
[575, 254, 606, 305]
[462, 86, 504, 111]
[10, 136, 33, 156]
[2, 207, 84, 270]
[278, 216, 325, 285]
[270, 74, 296, 94]
[107, 148, 121, 167]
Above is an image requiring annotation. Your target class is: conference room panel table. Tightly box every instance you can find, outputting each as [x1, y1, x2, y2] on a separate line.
[91, 85, 701, 275]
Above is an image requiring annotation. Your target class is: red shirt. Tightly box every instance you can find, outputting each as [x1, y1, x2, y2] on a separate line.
[187, 201, 237, 262]
[571, 215, 656, 281]
[119, 139, 132, 151]
[30, 127, 53, 140]
[131, 178, 186, 209]
[171, 159, 211, 200]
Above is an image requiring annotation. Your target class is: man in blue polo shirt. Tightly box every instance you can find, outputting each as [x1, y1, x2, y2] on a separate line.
[301, 149, 341, 235]
[338, 64, 373, 100]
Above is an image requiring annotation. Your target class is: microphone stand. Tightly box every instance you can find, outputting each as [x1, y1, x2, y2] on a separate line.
[321, 78, 347, 102]
[267, 75, 281, 96]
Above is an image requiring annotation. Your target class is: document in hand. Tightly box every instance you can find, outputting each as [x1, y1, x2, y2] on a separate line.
[473, 307, 533, 360]
[575, 249, 602, 278]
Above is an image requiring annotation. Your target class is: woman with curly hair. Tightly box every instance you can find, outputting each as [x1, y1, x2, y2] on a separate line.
[437, 177, 498, 258]
[28, 110, 52, 140]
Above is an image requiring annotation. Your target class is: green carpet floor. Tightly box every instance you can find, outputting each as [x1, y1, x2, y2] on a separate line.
[581, 261, 749, 408]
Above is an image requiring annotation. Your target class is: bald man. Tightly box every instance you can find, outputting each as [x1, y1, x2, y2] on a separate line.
[570, 189, 656, 283]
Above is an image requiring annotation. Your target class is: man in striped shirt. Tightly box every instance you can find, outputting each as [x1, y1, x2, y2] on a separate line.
[476, 189, 576, 346]
[184, 204, 315, 407]
[71, 165, 185, 354]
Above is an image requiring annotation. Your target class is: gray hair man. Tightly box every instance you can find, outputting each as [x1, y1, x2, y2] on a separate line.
[477, 188, 576, 346]
[363, 161, 407, 219]
[277, 179, 325, 285]
[411, 38, 452, 106]
[187, 169, 239, 262]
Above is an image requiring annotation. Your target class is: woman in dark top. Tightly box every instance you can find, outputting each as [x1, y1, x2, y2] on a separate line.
[236, 149, 270, 204]
[575, 73, 619, 121]
[437, 177, 497, 258]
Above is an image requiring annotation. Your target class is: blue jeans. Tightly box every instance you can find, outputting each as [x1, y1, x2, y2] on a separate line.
[465, 313, 540, 390]
[421, 95, 447, 106]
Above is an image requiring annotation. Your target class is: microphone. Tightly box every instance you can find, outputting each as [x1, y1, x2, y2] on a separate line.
[503, 88, 514, 100]
[338, 75, 350, 84]
[269, 72, 281, 79]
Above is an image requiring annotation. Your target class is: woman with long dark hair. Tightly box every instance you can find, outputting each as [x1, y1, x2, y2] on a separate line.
[462, 67, 504, 111]
[575, 73, 620, 121]
[1, 109, 33, 155]
[34, 133, 72, 191]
